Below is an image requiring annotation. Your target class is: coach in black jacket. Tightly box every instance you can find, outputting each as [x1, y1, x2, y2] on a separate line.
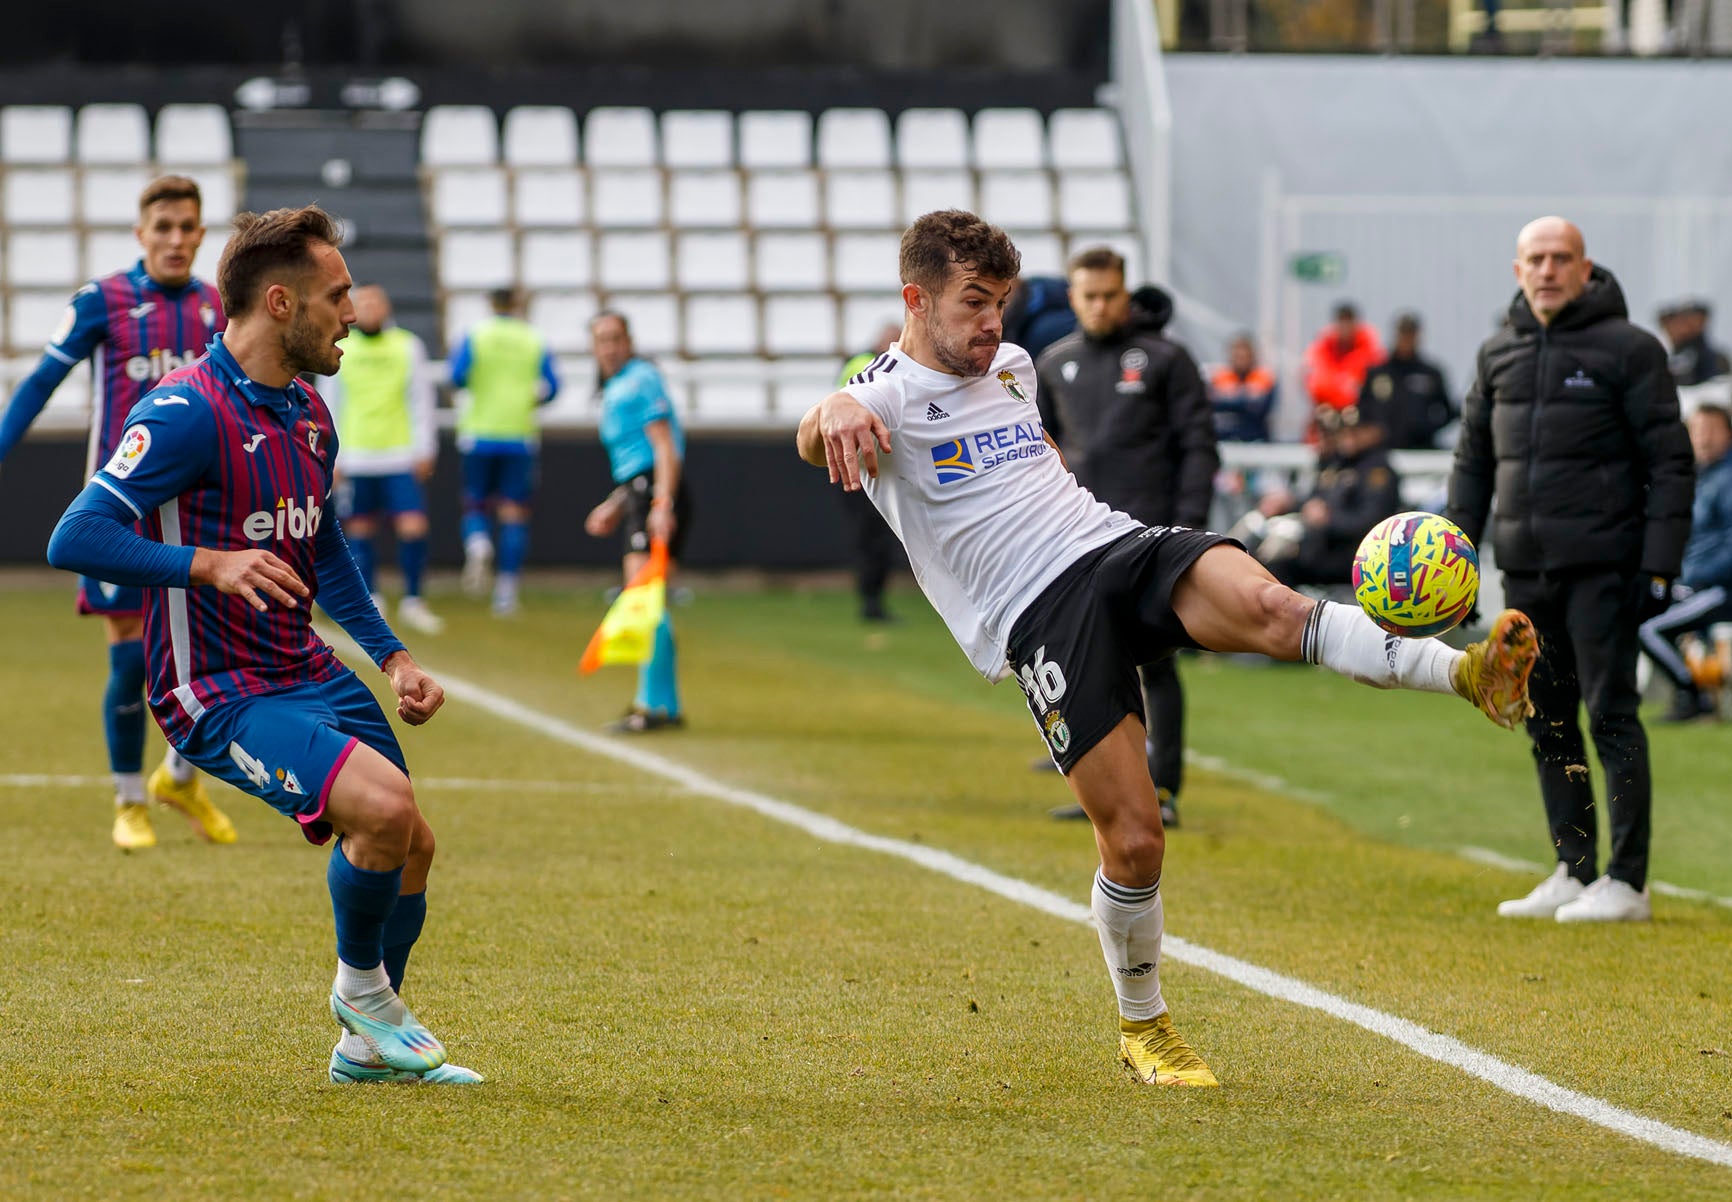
[1034, 247, 1219, 827]
[1446, 217, 1694, 924]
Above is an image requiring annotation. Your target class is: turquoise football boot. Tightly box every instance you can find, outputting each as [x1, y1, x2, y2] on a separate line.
[328, 988, 447, 1072]
[328, 1043, 482, 1084]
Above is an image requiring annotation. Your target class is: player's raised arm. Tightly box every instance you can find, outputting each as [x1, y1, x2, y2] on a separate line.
[796, 390, 892, 490]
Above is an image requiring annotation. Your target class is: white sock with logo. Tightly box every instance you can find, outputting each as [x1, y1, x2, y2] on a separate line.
[1092, 869, 1166, 1022]
[1301, 600, 1459, 694]
[163, 747, 195, 786]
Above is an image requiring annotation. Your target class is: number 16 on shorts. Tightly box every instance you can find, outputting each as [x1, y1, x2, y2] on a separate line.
[1017, 645, 1072, 756]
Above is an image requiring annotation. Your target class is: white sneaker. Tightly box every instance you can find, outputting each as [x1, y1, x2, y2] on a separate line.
[490, 579, 520, 618]
[397, 595, 445, 635]
[1554, 875, 1651, 924]
[1496, 863, 1586, 918]
[461, 537, 493, 598]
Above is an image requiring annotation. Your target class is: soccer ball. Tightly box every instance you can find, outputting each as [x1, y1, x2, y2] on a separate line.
[1352, 511, 1480, 638]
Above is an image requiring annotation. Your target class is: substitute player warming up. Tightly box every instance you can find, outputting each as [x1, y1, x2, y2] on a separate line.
[797, 210, 1538, 1087]
[47, 206, 478, 1085]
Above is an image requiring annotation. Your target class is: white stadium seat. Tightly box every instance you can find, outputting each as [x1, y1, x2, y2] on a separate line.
[738, 111, 811, 169]
[762, 293, 838, 356]
[972, 107, 1047, 170]
[81, 167, 150, 226]
[597, 231, 672, 291]
[192, 233, 227, 283]
[668, 171, 742, 229]
[4, 168, 77, 226]
[503, 106, 579, 167]
[84, 229, 140, 276]
[584, 106, 657, 168]
[692, 380, 772, 423]
[661, 110, 734, 169]
[443, 291, 495, 351]
[6, 231, 80, 288]
[75, 104, 149, 164]
[7, 291, 71, 353]
[164, 168, 236, 223]
[527, 291, 598, 355]
[604, 292, 678, 355]
[1011, 230, 1065, 277]
[841, 294, 904, 352]
[1057, 170, 1133, 231]
[895, 108, 969, 170]
[1, 106, 72, 164]
[512, 168, 585, 227]
[518, 230, 593, 290]
[589, 169, 664, 228]
[979, 171, 1054, 230]
[816, 108, 892, 169]
[674, 231, 750, 291]
[439, 230, 515, 291]
[899, 170, 974, 224]
[753, 231, 828, 292]
[1048, 109, 1123, 169]
[421, 106, 498, 167]
[430, 167, 509, 228]
[154, 104, 232, 164]
[745, 170, 820, 229]
[822, 170, 897, 230]
[1066, 232, 1143, 288]
[831, 232, 901, 293]
[683, 294, 760, 355]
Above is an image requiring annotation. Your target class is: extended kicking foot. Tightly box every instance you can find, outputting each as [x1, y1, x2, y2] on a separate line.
[112, 802, 156, 851]
[1119, 1012, 1219, 1087]
[1452, 609, 1538, 730]
[329, 1042, 482, 1084]
[329, 988, 447, 1073]
[148, 762, 237, 844]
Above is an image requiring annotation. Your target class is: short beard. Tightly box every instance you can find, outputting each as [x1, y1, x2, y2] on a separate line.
[283, 308, 340, 378]
[926, 315, 997, 378]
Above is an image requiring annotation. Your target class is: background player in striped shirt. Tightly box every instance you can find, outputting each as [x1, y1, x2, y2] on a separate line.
[0, 175, 233, 851]
[46, 205, 476, 1084]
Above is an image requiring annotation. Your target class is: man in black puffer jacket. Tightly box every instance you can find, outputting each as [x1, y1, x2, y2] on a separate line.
[1446, 216, 1694, 925]
[1034, 246, 1219, 827]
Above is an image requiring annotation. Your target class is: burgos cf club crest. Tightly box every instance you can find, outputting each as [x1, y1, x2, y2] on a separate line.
[997, 370, 1028, 402]
[1042, 709, 1071, 755]
[930, 438, 976, 483]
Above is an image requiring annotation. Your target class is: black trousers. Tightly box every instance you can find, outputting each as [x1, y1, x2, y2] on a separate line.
[1139, 657, 1184, 796]
[841, 488, 902, 609]
[1638, 585, 1732, 692]
[1503, 569, 1651, 890]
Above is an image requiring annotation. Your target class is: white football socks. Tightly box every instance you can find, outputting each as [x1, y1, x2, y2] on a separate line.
[334, 959, 403, 1019]
[163, 747, 195, 786]
[114, 772, 144, 805]
[1302, 600, 1459, 694]
[1091, 869, 1167, 1022]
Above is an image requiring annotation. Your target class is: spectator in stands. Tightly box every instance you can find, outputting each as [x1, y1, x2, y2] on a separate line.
[1359, 312, 1455, 449]
[1658, 300, 1731, 387]
[1003, 274, 1077, 361]
[1034, 247, 1218, 828]
[1640, 403, 1732, 722]
[838, 323, 909, 622]
[326, 285, 444, 635]
[1255, 405, 1401, 589]
[1304, 301, 1384, 417]
[1447, 216, 1694, 924]
[449, 287, 559, 617]
[1208, 333, 1277, 442]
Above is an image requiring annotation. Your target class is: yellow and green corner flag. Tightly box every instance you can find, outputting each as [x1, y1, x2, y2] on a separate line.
[578, 539, 669, 674]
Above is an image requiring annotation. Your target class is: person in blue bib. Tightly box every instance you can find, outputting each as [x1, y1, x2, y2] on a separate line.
[583, 310, 690, 732]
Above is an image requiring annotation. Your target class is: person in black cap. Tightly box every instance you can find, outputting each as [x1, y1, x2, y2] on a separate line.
[1359, 312, 1455, 449]
[1657, 300, 1730, 387]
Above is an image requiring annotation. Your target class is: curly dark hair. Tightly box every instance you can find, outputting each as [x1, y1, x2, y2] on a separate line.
[216, 205, 343, 318]
[899, 209, 1021, 294]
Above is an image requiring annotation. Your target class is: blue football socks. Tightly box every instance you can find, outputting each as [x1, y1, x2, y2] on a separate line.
[103, 639, 147, 774]
[461, 511, 491, 546]
[497, 519, 530, 577]
[327, 838, 404, 970]
[381, 890, 427, 993]
[399, 537, 428, 600]
[349, 535, 377, 595]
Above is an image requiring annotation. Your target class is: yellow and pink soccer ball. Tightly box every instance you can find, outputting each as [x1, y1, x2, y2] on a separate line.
[1352, 511, 1480, 638]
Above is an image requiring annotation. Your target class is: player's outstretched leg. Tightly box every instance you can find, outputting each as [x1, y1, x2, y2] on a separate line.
[148, 746, 237, 844]
[105, 636, 154, 849]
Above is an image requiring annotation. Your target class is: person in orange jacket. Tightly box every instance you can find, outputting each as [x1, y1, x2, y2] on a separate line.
[1305, 302, 1384, 414]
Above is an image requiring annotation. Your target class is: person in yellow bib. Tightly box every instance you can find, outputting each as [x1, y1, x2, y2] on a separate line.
[325, 285, 443, 634]
[450, 287, 560, 616]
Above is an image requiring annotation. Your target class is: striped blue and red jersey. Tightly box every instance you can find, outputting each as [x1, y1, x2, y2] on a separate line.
[90, 335, 360, 745]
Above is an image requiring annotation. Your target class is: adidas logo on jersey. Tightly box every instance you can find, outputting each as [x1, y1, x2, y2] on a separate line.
[242, 494, 323, 543]
[926, 403, 949, 421]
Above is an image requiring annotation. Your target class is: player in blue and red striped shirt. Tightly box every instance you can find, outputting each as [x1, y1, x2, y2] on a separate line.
[0, 175, 233, 850]
[48, 205, 478, 1085]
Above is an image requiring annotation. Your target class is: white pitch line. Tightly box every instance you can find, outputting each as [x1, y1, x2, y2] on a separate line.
[356, 646, 1732, 1171]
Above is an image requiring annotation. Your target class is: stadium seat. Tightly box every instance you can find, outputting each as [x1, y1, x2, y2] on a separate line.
[979, 171, 1054, 230]
[7, 291, 69, 353]
[745, 170, 820, 229]
[6, 231, 80, 288]
[83, 229, 140, 276]
[894, 108, 970, 170]
[502, 106, 579, 167]
[80, 167, 150, 226]
[604, 292, 678, 355]
[661, 110, 734, 169]
[822, 170, 897, 230]
[738, 111, 811, 169]
[692, 380, 773, 423]
[1048, 109, 1123, 170]
[762, 294, 838, 356]
[832, 232, 901, 292]
[518, 230, 593, 290]
[841, 293, 904, 352]
[674, 231, 750, 291]
[170, 168, 236, 222]
[429, 167, 510, 228]
[597, 231, 672, 291]
[154, 104, 233, 165]
[590, 169, 665, 228]
[4, 168, 77, 226]
[972, 108, 1047, 170]
[75, 104, 149, 165]
[1013, 230, 1065, 277]
[1066, 232, 1143, 287]
[1, 106, 72, 164]
[442, 291, 495, 351]
[668, 170, 743, 229]
[899, 170, 974, 223]
[583, 106, 657, 168]
[753, 231, 829, 292]
[512, 168, 585, 227]
[1057, 170, 1133, 231]
[683, 294, 760, 355]
[816, 109, 892, 170]
[192, 233, 227, 284]
[438, 230, 515, 291]
[420, 105, 499, 166]
[527, 290, 598, 354]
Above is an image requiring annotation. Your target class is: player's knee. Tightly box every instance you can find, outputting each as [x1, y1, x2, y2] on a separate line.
[397, 512, 429, 539]
[1106, 823, 1165, 887]
[360, 776, 419, 855]
[406, 814, 436, 872]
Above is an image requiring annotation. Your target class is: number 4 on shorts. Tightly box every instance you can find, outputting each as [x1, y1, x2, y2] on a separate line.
[228, 741, 270, 789]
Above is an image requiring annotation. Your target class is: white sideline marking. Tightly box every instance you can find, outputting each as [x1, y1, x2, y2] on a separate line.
[340, 647, 1732, 1171]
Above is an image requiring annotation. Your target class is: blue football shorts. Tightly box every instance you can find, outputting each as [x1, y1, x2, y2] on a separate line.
[338, 472, 427, 519]
[461, 446, 537, 507]
[77, 575, 143, 617]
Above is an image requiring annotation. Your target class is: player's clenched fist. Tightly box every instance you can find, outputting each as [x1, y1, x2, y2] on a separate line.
[190, 546, 311, 612]
[384, 651, 444, 725]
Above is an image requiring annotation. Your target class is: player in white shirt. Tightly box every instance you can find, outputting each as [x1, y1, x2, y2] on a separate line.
[797, 210, 1540, 1087]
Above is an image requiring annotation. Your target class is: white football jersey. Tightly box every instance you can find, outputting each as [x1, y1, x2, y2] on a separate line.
[843, 341, 1138, 679]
